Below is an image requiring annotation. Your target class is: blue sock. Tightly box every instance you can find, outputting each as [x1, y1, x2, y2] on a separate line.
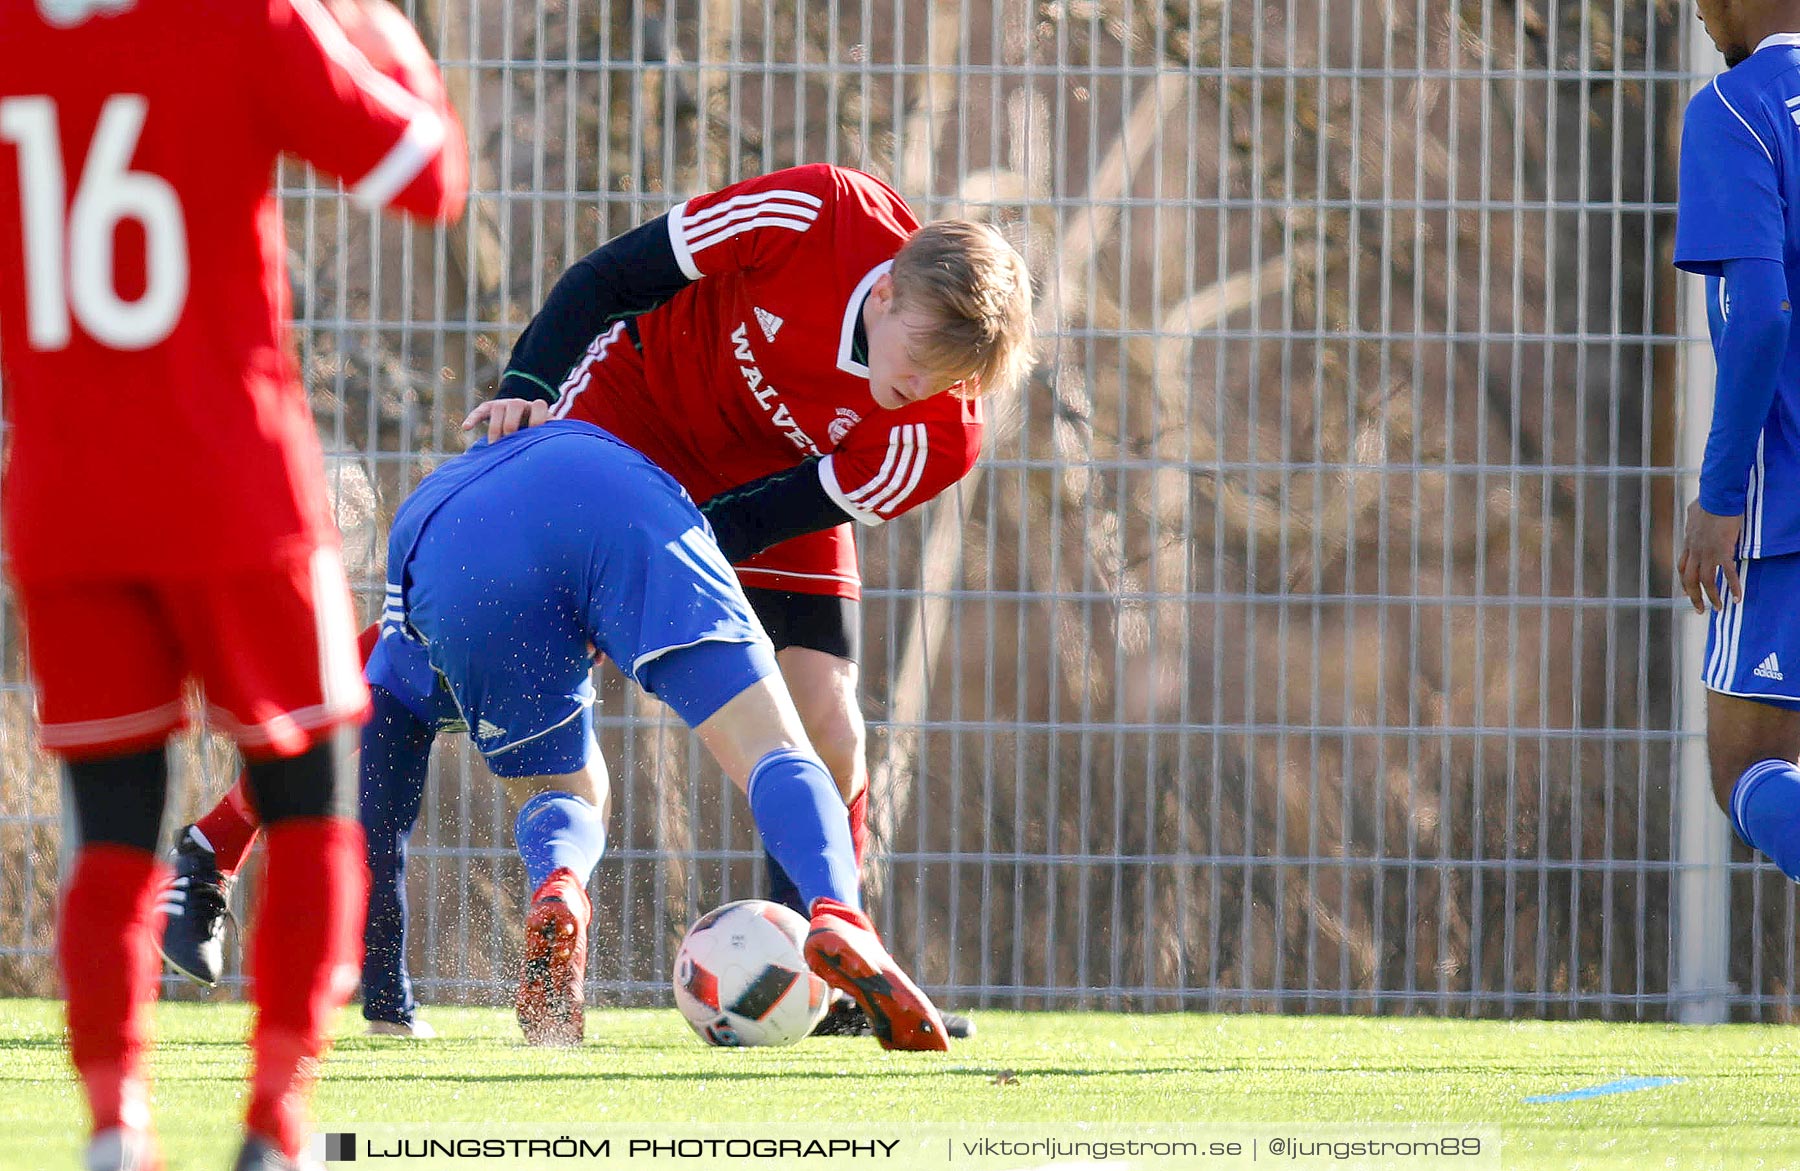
[513, 790, 606, 892]
[747, 747, 860, 912]
[359, 686, 434, 1024]
[763, 850, 806, 917]
[1731, 758, 1800, 880]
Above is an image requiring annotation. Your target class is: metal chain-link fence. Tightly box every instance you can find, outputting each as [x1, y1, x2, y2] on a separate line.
[5, 0, 1792, 1022]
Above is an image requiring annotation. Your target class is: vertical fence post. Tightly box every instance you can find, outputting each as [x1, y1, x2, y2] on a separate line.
[1675, 14, 1733, 1022]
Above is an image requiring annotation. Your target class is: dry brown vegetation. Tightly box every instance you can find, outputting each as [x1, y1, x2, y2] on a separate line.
[8, 0, 1797, 1019]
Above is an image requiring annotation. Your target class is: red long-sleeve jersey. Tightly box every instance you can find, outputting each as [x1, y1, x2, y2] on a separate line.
[0, 0, 468, 582]
[543, 165, 983, 596]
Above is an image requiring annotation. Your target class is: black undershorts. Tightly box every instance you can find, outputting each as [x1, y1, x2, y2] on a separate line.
[742, 587, 860, 663]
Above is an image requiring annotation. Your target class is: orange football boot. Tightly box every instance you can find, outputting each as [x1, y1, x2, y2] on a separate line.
[803, 897, 948, 1052]
[514, 868, 590, 1046]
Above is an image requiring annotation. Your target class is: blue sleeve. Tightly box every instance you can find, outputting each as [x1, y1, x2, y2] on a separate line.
[1700, 257, 1793, 517]
[1675, 84, 1786, 277]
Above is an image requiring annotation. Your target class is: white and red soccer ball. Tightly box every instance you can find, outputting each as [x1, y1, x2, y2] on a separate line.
[673, 900, 830, 1047]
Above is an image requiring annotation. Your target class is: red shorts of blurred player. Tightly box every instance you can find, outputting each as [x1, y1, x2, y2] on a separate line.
[17, 547, 370, 760]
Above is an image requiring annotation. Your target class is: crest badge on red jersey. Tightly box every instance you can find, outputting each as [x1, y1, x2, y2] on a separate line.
[828, 408, 861, 445]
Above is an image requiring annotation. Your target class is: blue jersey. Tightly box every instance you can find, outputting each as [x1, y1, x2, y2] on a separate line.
[1676, 35, 1800, 558]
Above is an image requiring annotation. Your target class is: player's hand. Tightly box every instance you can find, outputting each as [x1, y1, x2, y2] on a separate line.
[1677, 499, 1745, 614]
[462, 398, 550, 443]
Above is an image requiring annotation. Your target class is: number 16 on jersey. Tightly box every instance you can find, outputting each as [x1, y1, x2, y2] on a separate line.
[0, 94, 188, 352]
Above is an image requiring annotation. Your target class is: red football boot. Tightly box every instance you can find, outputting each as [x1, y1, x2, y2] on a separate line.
[515, 869, 590, 1046]
[803, 897, 949, 1052]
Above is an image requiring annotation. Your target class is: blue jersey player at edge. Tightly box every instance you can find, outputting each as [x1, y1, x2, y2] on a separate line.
[1676, 0, 1800, 884]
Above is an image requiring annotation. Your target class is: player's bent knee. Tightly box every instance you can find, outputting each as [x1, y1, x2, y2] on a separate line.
[640, 637, 781, 729]
[1707, 743, 1746, 815]
[1706, 689, 1800, 816]
[804, 707, 866, 800]
[485, 720, 610, 811]
[1711, 772, 1738, 817]
[694, 676, 817, 789]
[497, 766, 610, 815]
[777, 648, 865, 799]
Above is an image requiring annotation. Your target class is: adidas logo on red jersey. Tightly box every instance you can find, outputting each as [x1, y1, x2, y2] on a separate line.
[754, 306, 784, 342]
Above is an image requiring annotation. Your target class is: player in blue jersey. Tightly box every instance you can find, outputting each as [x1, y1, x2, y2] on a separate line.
[1676, 3, 1800, 883]
[355, 418, 949, 1050]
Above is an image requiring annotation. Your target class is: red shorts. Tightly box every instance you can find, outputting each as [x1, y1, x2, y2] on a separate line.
[732, 526, 859, 599]
[17, 547, 370, 760]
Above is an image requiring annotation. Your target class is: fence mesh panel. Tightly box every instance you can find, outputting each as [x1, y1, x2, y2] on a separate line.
[6, 0, 1794, 1022]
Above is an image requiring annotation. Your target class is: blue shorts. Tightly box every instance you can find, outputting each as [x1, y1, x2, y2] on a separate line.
[363, 627, 465, 731]
[1704, 553, 1800, 712]
[379, 421, 778, 776]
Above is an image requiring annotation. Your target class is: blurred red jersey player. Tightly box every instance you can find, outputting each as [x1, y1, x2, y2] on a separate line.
[0, 0, 466, 1167]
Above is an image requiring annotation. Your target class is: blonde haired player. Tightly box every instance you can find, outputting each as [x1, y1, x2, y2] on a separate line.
[164, 164, 1034, 1044]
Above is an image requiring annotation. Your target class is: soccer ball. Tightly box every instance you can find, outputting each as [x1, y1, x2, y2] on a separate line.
[673, 899, 830, 1047]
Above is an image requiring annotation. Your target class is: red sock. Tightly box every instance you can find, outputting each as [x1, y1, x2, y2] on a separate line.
[846, 787, 870, 869]
[192, 774, 261, 876]
[59, 844, 168, 1136]
[356, 621, 380, 663]
[246, 817, 367, 1157]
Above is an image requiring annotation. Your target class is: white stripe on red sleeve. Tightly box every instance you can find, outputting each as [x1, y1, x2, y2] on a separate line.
[681, 190, 821, 259]
[686, 196, 820, 229]
[829, 425, 932, 521]
[350, 107, 447, 210]
[847, 426, 915, 509]
[666, 200, 702, 280]
[845, 429, 908, 504]
[550, 322, 627, 417]
[688, 215, 819, 254]
[286, 0, 446, 209]
[686, 197, 822, 235]
[861, 425, 931, 515]
[683, 188, 823, 230]
[819, 456, 883, 526]
[287, 0, 429, 123]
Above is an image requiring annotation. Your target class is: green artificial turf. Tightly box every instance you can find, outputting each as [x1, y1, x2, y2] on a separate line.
[1, 1000, 1795, 1169]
